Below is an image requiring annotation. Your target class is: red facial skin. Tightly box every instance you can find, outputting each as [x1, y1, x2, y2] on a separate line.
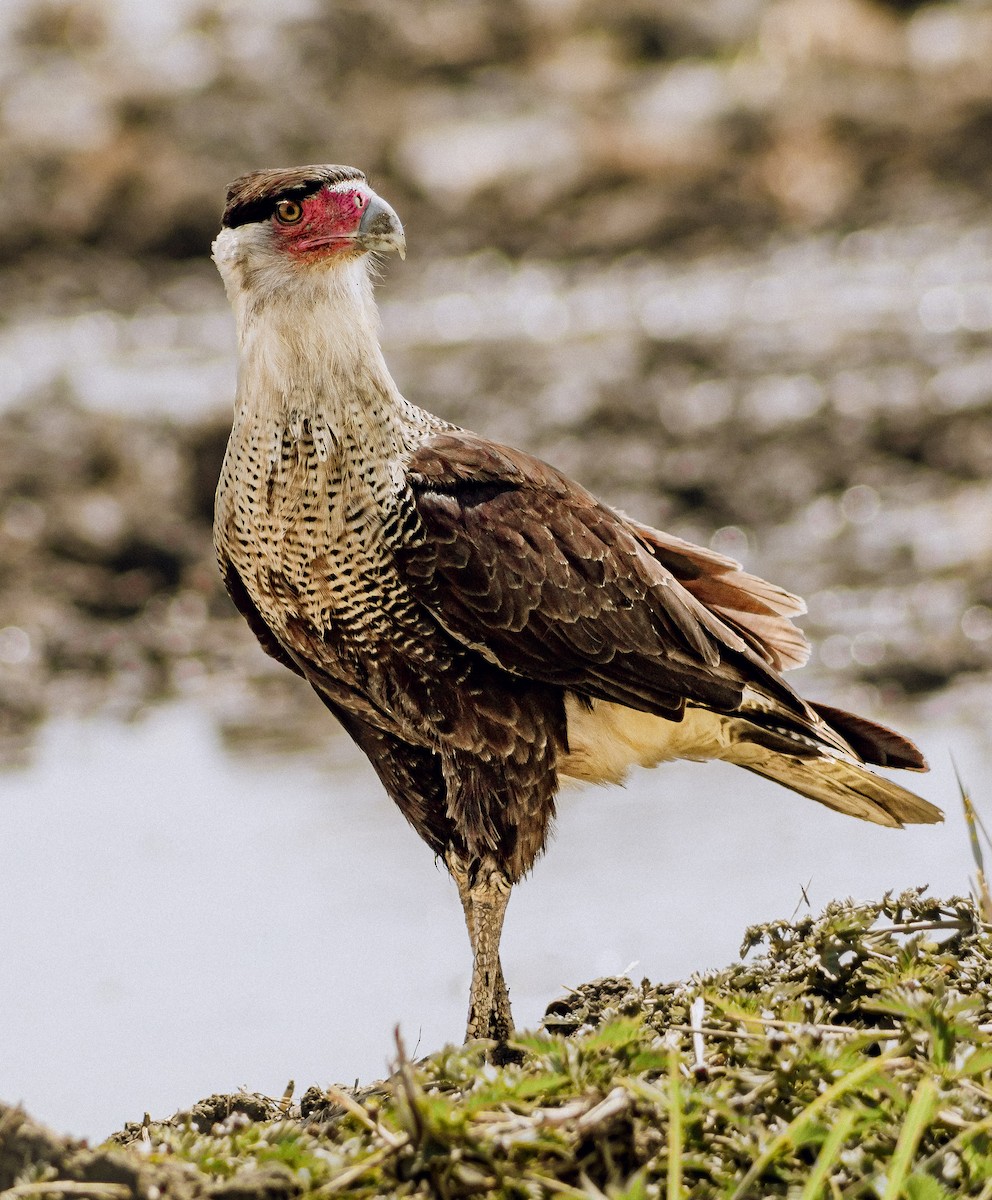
[272, 186, 369, 259]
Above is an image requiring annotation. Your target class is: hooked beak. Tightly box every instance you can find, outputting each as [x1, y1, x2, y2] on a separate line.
[357, 192, 406, 259]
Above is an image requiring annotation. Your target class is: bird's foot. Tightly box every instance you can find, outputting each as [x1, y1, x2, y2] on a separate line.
[490, 1041, 524, 1066]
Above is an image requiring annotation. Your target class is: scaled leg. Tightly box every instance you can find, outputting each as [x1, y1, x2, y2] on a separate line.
[446, 852, 514, 1043]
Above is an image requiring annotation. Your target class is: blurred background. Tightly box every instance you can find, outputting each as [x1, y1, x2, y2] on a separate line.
[2, 0, 992, 1141]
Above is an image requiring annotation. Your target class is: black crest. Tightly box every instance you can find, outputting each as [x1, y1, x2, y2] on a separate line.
[221, 164, 366, 229]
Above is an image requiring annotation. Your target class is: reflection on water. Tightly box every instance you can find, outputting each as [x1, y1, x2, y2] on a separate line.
[0, 700, 982, 1140]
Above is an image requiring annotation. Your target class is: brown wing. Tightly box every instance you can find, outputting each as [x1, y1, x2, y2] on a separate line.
[626, 522, 810, 672]
[401, 431, 807, 723]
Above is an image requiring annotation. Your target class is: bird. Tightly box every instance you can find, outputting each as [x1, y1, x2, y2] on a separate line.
[212, 163, 942, 1050]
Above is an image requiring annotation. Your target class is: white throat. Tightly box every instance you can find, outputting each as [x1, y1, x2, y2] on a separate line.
[212, 227, 400, 434]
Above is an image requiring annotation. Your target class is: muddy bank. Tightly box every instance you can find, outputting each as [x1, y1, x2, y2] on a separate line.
[5, 0, 992, 262]
[4, 1, 992, 757]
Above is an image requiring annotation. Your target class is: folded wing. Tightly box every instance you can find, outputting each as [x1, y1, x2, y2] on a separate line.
[400, 431, 939, 827]
[402, 431, 802, 723]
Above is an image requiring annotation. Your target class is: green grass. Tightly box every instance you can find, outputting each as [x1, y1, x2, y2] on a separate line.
[92, 889, 992, 1200]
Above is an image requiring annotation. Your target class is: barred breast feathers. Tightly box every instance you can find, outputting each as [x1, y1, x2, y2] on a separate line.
[212, 238, 445, 663]
[213, 239, 442, 517]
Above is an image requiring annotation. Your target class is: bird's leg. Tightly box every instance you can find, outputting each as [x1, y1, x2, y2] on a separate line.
[446, 852, 513, 1044]
[466, 864, 513, 1044]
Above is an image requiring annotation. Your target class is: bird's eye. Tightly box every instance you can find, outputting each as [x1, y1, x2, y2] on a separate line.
[274, 199, 304, 224]
[354, 194, 366, 210]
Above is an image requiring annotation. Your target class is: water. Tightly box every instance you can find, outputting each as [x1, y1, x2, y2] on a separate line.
[0, 699, 982, 1141]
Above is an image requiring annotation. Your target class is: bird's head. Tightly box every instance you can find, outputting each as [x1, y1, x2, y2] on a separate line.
[212, 164, 405, 304]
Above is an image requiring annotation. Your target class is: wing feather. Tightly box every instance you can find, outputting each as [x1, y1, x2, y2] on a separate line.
[627, 522, 811, 671]
[402, 432, 804, 722]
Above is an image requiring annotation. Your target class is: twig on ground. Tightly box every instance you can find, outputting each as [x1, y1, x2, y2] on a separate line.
[0, 1186, 132, 1200]
[311, 1142, 404, 1196]
[689, 997, 707, 1075]
[320, 1084, 407, 1150]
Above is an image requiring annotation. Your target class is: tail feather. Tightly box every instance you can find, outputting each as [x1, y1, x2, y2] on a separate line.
[808, 701, 928, 771]
[728, 742, 943, 828]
